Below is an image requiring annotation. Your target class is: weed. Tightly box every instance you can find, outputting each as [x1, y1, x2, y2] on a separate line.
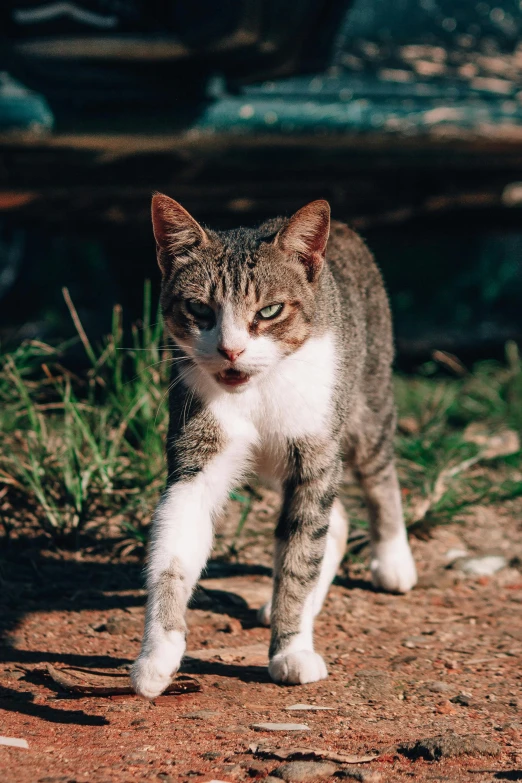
[1, 284, 168, 542]
[1, 290, 521, 552]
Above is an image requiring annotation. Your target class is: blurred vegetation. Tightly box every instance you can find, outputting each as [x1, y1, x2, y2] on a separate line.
[0, 283, 168, 548]
[0, 285, 521, 554]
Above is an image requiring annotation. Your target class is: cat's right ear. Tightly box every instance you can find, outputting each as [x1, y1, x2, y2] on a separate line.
[151, 194, 208, 275]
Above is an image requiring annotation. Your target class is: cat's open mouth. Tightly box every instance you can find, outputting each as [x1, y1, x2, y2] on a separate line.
[216, 368, 251, 388]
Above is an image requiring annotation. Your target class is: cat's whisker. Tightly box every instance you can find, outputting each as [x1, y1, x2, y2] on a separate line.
[152, 365, 194, 427]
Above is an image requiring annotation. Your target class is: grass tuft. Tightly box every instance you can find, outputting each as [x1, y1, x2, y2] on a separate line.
[1, 289, 521, 552]
[1, 284, 168, 542]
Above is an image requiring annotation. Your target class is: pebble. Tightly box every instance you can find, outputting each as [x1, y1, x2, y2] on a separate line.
[0, 736, 29, 749]
[397, 733, 500, 760]
[272, 761, 337, 781]
[457, 555, 507, 576]
[104, 615, 139, 635]
[285, 704, 334, 711]
[252, 723, 310, 732]
[451, 693, 473, 707]
[445, 547, 468, 562]
[182, 710, 220, 720]
[336, 770, 382, 783]
[402, 636, 430, 649]
[426, 681, 454, 694]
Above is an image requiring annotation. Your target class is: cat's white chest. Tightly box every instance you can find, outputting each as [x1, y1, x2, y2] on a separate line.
[209, 333, 337, 477]
[253, 332, 336, 441]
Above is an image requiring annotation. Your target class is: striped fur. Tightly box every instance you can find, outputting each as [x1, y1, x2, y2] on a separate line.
[131, 197, 417, 698]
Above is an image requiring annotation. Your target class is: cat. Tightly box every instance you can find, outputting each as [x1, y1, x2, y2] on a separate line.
[131, 194, 417, 698]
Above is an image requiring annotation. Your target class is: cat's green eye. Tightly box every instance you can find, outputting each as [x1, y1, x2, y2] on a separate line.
[258, 303, 283, 320]
[186, 300, 213, 320]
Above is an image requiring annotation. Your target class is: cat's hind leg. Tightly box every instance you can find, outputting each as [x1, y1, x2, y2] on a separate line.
[355, 408, 417, 594]
[258, 498, 348, 626]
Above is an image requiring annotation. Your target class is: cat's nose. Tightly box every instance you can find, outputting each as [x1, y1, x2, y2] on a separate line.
[217, 346, 245, 363]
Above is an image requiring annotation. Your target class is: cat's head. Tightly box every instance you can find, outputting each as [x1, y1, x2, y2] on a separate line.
[152, 194, 330, 393]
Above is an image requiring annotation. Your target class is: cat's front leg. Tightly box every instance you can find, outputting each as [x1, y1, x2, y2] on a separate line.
[131, 414, 253, 699]
[268, 440, 341, 685]
[258, 498, 348, 627]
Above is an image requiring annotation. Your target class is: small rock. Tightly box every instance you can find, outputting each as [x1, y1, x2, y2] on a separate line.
[445, 548, 468, 562]
[104, 616, 140, 635]
[450, 694, 473, 707]
[272, 761, 337, 781]
[335, 770, 382, 782]
[425, 681, 454, 694]
[397, 734, 500, 760]
[0, 736, 29, 749]
[252, 723, 310, 732]
[182, 710, 220, 720]
[402, 636, 430, 649]
[285, 704, 333, 711]
[2, 670, 24, 681]
[202, 752, 221, 760]
[456, 555, 507, 577]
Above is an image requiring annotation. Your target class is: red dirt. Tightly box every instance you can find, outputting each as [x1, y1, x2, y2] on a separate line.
[1, 491, 522, 783]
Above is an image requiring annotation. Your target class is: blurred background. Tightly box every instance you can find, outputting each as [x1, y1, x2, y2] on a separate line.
[1, 0, 522, 363]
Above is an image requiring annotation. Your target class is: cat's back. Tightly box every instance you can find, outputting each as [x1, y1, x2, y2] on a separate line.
[326, 220, 383, 297]
[324, 219, 394, 391]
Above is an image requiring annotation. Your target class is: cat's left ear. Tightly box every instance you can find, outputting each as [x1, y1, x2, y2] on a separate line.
[276, 200, 330, 282]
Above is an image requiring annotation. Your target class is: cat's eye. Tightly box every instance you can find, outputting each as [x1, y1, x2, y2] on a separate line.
[186, 300, 213, 320]
[258, 303, 283, 320]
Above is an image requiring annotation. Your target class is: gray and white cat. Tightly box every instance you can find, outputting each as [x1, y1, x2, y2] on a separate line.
[131, 195, 417, 698]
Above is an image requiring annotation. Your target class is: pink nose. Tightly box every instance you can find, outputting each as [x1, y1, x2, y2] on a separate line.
[218, 346, 245, 363]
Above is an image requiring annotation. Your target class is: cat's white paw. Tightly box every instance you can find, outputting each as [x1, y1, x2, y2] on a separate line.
[130, 656, 173, 699]
[371, 535, 417, 594]
[130, 633, 185, 699]
[269, 650, 328, 685]
[257, 599, 272, 627]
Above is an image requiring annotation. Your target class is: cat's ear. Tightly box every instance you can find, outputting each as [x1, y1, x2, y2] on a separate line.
[151, 194, 208, 274]
[276, 200, 330, 282]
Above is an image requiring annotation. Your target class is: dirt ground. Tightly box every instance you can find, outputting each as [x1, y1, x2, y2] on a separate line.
[1, 486, 522, 783]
